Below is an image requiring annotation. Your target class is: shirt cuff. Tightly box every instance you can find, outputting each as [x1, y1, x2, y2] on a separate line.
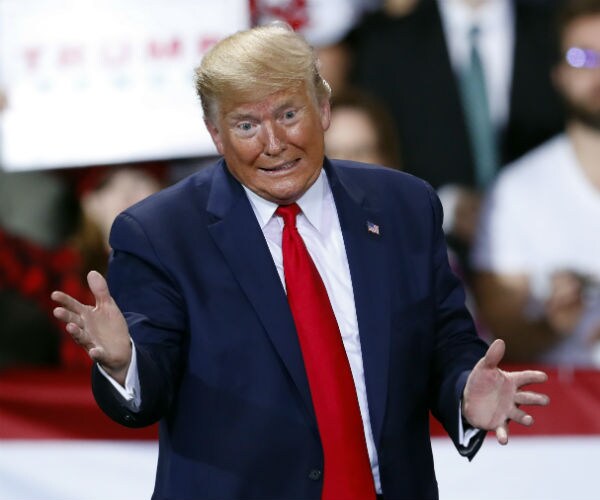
[458, 401, 482, 447]
[96, 342, 141, 411]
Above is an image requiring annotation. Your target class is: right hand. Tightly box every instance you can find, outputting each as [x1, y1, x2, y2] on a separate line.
[52, 270, 132, 385]
[463, 339, 549, 445]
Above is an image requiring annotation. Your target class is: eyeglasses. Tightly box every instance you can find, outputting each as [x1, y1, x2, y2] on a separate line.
[565, 47, 600, 69]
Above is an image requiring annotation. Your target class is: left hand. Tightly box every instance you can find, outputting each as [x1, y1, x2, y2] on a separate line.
[462, 339, 549, 445]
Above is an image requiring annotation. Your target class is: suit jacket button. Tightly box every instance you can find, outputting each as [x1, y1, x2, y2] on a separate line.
[124, 414, 135, 422]
[308, 469, 322, 481]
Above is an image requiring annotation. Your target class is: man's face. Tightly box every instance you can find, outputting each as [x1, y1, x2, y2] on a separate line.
[205, 83, 331, 205]
[554, 15, 600, 130]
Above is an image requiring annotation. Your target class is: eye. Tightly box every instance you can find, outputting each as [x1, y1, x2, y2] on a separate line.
[234, 121, 257, 136]
[282, 109, 297, 121]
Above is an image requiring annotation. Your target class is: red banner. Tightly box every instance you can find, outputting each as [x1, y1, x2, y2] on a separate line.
[2, 364, 599, 439]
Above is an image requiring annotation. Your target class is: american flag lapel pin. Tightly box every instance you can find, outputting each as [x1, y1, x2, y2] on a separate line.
[366, 221, 380, 236]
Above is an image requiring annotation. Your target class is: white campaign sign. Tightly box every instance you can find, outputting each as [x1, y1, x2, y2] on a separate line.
[0, 0, 249, 171]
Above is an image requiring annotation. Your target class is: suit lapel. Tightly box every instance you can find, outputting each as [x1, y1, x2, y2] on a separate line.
[205, 162, 316, 425]
[326, 161, 391, 449]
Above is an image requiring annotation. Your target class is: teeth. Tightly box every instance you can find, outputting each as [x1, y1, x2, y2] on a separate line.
[263, 160, 295, 171]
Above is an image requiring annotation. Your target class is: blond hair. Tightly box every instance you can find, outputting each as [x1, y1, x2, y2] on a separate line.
[195, 22, 331, 122]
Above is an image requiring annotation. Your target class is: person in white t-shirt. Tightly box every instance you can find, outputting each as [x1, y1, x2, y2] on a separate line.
[471, 0, 600, 366]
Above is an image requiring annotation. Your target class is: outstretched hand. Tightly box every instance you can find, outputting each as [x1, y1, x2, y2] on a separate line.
[462, 339, 549, 445]
[51, 270, 132, 385]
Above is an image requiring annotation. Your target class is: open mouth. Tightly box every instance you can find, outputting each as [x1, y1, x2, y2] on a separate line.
[259, 159, 299, 173]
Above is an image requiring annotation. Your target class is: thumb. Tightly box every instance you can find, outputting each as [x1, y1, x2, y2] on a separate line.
[483, 338, 505, 369]
[87, 270, 111, 306]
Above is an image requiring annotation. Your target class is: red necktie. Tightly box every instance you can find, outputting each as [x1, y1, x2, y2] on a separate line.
[276, 203, 376, 500]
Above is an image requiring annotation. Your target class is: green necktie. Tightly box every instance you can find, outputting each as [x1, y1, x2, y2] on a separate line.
[458, 25, 499, 189]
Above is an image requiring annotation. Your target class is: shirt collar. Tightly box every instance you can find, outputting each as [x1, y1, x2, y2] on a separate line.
[243, 169, 328, 234]
[438, 0, 511, 35]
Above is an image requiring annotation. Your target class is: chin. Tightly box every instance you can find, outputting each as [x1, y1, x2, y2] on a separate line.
[263, 184, 304, 205]
[272, 194, 301, 205]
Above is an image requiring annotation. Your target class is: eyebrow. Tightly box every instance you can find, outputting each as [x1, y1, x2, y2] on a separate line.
[273, 100, 299, 114]
[227, 112, 256, 122]
[226, 100, 301, 123]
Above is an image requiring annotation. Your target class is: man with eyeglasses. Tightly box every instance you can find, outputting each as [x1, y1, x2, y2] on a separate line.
[472, 0, 600, 366]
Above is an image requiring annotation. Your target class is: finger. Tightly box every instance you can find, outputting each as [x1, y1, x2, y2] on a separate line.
[53, 306, 85, 328]
[65, 322, 95, 351]
[50, 290, 86, 314]
[66, 322, 82, 336]
[495, 422, 509, 445]
[482, 338, 505, 369]
[88, 346, 106, 363]
[508, 407, 533, 427]
[511, 370, 548, 387]
[514, 391, 550, 407]
[87, 271, 112, 306]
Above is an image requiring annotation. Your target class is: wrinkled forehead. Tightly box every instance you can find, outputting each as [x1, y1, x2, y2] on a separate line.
[216, 81, 319, 119]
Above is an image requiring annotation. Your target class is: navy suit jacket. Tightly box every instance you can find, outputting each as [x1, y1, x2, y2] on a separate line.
[92, 158, 488, 500]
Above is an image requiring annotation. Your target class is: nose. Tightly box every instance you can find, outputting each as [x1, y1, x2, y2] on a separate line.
[261, 121, 286, 156]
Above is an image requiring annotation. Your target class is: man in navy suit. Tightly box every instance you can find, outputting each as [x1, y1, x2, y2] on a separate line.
[52, 23, 549, 500]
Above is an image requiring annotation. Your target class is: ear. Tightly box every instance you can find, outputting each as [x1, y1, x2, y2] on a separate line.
[319, 99, 331, 132]
[204, 117, 225, 155]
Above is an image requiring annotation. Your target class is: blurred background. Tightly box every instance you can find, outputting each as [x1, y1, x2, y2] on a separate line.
[1, 0, 600, 498]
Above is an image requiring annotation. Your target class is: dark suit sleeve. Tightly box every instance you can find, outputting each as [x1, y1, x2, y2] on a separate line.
[92, 211, 187, 428]
[424, 182, 488, 458]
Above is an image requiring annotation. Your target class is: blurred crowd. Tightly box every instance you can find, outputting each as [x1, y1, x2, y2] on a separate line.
[1, 0, 600, 371]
